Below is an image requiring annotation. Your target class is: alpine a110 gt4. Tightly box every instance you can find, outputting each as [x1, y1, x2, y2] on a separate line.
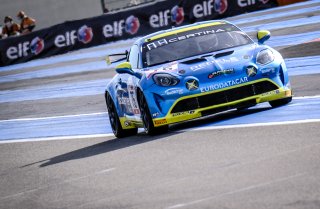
[105, 20, 292, 137]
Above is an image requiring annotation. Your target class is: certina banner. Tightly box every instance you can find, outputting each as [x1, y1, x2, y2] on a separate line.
[0, 0, 277, 66]
[145, 24, 236, 51]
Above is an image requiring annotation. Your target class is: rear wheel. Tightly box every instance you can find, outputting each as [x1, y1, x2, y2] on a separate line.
[138, 91, 168, 135]
[105, 93, 138, 138]
[269, 96, 292, 108]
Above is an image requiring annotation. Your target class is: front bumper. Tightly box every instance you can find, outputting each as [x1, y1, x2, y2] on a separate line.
[152, 78, 292, 127]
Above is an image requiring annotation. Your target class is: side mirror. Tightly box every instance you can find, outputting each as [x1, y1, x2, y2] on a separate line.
[257, 30, 271, 44]
[115, 62, 133, 74]
[115, 62, 142, 79]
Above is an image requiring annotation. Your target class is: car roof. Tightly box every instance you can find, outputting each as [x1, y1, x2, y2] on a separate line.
[134, 20, 232, 46]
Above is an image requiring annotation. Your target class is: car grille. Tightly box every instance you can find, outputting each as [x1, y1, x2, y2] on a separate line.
[171, 81, 278, 113]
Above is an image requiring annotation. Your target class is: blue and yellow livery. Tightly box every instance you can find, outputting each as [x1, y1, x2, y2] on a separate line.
[104, 20, 292, 137]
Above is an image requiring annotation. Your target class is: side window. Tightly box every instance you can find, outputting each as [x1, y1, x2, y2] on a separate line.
[129, 45, 140, 69]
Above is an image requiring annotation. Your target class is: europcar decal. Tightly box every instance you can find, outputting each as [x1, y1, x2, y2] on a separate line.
[200, 77, 248, 93]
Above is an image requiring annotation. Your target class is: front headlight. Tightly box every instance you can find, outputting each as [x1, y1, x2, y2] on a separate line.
[256, 49, 274, 65]
[153, 73, 179, 86]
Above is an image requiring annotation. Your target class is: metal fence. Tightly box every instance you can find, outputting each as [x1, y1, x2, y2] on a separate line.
[101, 0, 156, 12]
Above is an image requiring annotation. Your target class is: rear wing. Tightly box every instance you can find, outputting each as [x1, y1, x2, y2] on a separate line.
[105, 50, 129, 65]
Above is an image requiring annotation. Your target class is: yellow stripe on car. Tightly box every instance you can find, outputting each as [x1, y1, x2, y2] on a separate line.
[146, 21, 225, 42]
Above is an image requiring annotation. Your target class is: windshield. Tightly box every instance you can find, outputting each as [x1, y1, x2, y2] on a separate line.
[142, 23, 253, 67]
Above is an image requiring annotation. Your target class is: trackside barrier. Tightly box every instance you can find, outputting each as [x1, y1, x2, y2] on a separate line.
[277, 0, 306, 6]
[0, 0, 280, 67]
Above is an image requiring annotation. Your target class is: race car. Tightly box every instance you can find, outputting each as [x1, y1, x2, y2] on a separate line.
[105, 20, 292, 138]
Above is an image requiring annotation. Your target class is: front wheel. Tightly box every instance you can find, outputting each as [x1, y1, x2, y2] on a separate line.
[269, 96, 292, 108]
[138, 91, 168, 135]
[105, 93, 138, 138]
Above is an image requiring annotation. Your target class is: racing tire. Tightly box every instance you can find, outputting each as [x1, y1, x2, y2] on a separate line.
[106, 93, 138, 138]
[269, 96, 292, 108]
[138, 92, 169, 136]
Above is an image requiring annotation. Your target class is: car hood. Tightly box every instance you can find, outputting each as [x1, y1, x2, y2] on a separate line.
[144, 44, 258, 81]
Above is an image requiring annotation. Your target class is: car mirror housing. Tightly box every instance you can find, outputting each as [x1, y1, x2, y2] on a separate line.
[115, 62, 142, 79]
[257, 30, 271, 44]
[115, 62, 133, 74]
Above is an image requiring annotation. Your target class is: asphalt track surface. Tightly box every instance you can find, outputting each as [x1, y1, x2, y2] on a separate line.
[1, 1, 320, 208]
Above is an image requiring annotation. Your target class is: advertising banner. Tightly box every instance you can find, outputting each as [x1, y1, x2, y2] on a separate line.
[0, 0, 278, 66]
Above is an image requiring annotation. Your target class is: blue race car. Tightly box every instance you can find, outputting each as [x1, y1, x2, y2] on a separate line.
[105, 20, 292, 137]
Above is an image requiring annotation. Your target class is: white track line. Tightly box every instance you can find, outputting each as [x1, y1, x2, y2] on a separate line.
[0, 112, 107, 123]
[165, 172, 307, 209]
[0, 133, 114, 144]
[0, 96, 319, 123]
[183, 119, 320, 133]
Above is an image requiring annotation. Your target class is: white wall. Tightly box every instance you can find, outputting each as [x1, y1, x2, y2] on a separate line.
[0, 0, 102, 30]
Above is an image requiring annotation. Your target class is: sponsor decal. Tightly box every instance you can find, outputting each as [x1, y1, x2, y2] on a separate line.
[260, 68, 275, 75]
[171, 5, 185, 25]
[190, 57, 239, 72]
[77, 25, 93, 44]
[165, 88, 183, 95]
[208, 68, 235, 79]
[152, 112, 160, 118]
[154, 118, 167, 125]
[6, 36, 45, 59]
[172, 110, 195, 117]
[118, 97, 131, 105]
[55, 25, 93, 47]
[186, 79, 199, 91]
[124, 121, 131, 127]
[217, 57, 239, 63]
[246, 66, 257, 77]
[243, 55, 250, 59]
[201, 77, 248, 93]
[30, 37, 45, 55]
[149, 5, 184, 28]
[103, 16, 140, 38]
[146, 28, 226, 51]
[193, 0, 227, 18]
[261, 89, 280, 96]
[125, 15, 140, 35]
[238, 0, 269, 7]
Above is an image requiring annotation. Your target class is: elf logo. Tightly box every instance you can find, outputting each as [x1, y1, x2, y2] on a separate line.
[214, 0, 228, 14]
[30, 37, 45, 55]
[55, 25, 93, 47]
[238, 0, 269, 7]
[125, 15, 140, 35]
[103, 15, 140, 38]
[149, 5, 184, 28]
[78, 25, 93, 44]
[171, 5, 185, 25]
[6, 36, 45, 60]
[193, 0, 228, 18]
